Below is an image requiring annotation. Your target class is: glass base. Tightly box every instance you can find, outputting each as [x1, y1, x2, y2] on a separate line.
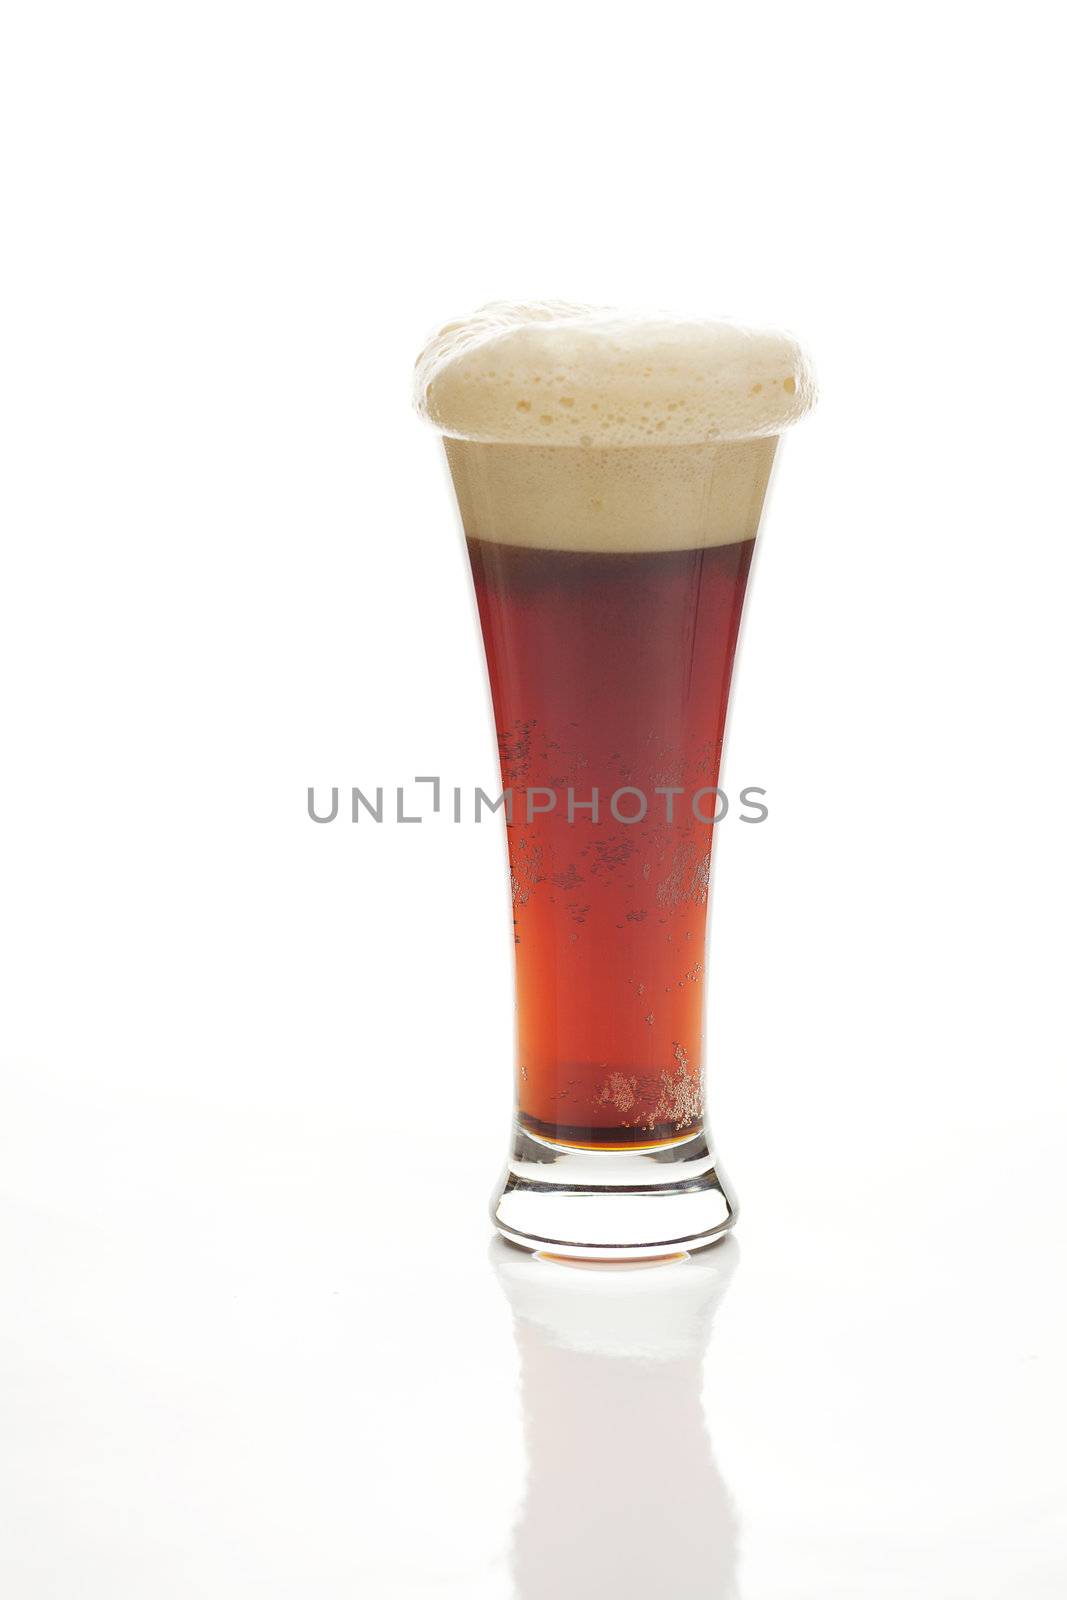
[491, 1124, 738, 1260]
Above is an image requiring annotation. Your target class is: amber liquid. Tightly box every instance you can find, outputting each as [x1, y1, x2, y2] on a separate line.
[468, 535, 754, 1150]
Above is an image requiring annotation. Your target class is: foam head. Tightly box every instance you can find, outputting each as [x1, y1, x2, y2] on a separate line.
[415, 302, 815, 551]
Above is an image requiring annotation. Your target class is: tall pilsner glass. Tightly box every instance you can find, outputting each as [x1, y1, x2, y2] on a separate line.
[416, 304, 814, 1258]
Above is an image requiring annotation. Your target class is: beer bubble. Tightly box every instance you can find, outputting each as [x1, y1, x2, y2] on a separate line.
[416, 302, 816, 553]
[415, 301, 814, 447]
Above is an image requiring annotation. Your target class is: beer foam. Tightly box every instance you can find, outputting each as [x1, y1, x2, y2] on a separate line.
[443, 435, 778, 552]
[415, 301, 814, 448]
[417, 302, 814, 552]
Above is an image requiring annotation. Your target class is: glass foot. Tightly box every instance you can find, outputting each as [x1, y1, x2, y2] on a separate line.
[491, 1124, 738, 1260]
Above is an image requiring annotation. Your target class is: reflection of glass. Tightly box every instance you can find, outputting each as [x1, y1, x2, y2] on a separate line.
[418, 304, 814, 1256]
[492, 1237, 739, 1599]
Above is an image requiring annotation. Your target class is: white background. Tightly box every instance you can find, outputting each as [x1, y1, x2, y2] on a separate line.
[1, 3, 1064, 1595]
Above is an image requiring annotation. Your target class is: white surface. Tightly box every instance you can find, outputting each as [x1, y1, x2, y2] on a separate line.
[1, 3, 1065, 1595]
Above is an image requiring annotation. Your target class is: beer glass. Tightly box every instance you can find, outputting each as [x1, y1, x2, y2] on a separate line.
[417, 304, 813, 1257]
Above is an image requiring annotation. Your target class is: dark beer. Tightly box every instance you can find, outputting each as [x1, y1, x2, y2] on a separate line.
[469, 535, 753, 1149]
[417, 302, 813, 1253]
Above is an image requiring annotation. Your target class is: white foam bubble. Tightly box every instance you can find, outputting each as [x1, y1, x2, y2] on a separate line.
[443, 435, 778, 552]
[417, 302, 814, 552]
[415, 301, 815, 447]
